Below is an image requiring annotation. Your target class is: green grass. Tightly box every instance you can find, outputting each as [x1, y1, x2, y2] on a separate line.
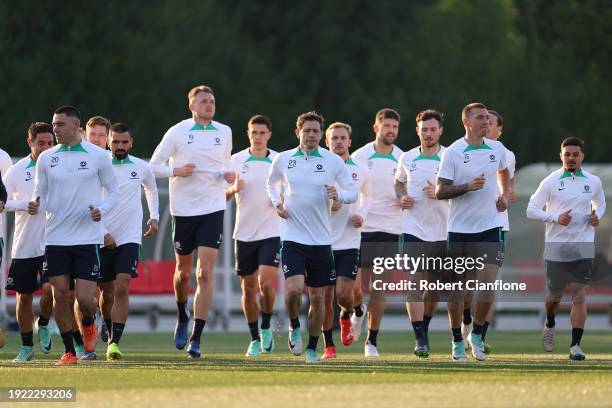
[1, 331, 611, 407]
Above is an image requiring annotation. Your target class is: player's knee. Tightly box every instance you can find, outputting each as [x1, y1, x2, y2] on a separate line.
[337, 292, 352, 308]
[196, 267, 212, 286]
[115, 283, 129, 299]
[286, 286, 302, 300]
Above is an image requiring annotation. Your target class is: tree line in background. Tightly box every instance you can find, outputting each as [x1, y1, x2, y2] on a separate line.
[1, 0, 610, 168]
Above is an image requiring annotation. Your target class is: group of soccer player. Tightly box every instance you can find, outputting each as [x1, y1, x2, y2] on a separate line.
[0, 84, 605, 365]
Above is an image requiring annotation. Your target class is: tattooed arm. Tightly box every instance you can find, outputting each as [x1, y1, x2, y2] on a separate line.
[436, 174, 484, 200]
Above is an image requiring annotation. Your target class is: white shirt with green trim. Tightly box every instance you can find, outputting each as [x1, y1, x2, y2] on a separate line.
[0, 148, 13, 241]
[266, 147, 357, 246]
[352, 142, 403, 235]
[150, 118, 232, 216]
[3, 157, 45, 258]
[437, 137, 507, 234]
[499, 145, 516, 232]
[331, 157, 371, 250]
[526, 168, 605, 261]
[396, 146, 448, 241]
[229, 148, 279, 242]
[33, 140, 119, 246]
[103, 154, 159, 246]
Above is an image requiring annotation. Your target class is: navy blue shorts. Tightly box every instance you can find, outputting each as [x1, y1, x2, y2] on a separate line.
[447, 227, 505, 267]
[546, 259, 594, 293]
[43, 245, 100, 282]
[235, 237, 280, 276]
[333, 249, 359, 281]
[6, 256, 44, 294]
[172, 210, 224, 254]
[280, 241, 335, 288]
[402, 234, 447, 273]
[99, 243, 140, 282]
[360, 231, 401, 268]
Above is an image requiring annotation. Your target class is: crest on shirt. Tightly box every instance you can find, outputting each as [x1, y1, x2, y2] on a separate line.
[583, 185, 591, 193]
[489, 154, 496, 162]
[130, 171, 139, 179]
[214, 137, 222, 145]
[352, 172, 358, 180]
[288, 159, 297, 169]
[78, 161, 89, 170]
[315, 164, 325, 173]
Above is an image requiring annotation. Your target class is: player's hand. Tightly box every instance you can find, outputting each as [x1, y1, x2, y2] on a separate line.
[28, 197, 40, 215]
[423, 180, 437, 199]
[508, 188, 517, 203]
[496, 195, 508, 212]
[173, 163, 195, 177]
[103, 233, 116, 249]
[325, 185, 338, 200]
[224, 171, 237, 184]
[468, 173, 486, 191]
[400, 195, 415, 209]
[0, 201, 4, 213]
[557, 209, 572, 226]
[276, 203, 288, 219]
[331, 200, 342, 211]
[351, 215, 363, 228]
[144, 219, 159, 237]
[233, 174, 246, 193]
[89, 204, 102, 222]
[589, 209, 599, 227]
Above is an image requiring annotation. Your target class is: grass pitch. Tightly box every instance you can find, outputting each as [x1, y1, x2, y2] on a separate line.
[1, 330, 611, 407]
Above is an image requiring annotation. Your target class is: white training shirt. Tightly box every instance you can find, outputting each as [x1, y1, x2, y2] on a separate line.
[0, 148, 13, 241]
[352, 142, 403, 235]
[396, 146, 449, 241]
[3, 157, 46, 258]
[499, 145, 516, 232]
[331, 157, 370, 250]
[150, 118, 232, 216]
[102, 154, 159, 246]
[266, 147, 357, 246]
[437, 137, 508, 234]
[229, 148, 280, 242]
[526, 168, 606, 261]
[33, 140, 119, 246]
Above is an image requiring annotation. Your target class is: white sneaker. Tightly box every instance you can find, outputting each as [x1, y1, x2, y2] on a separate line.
[542, 326, 555, 352]
[350, 304, 367, 341]
[467, 332, 487, 361]
[461, 321, 472, 349]
[569, 344, 586, 361]
[364, 341, 379, 358]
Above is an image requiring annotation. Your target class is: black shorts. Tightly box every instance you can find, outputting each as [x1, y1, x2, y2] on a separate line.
[235, 237, 280, 276]
[6, 256, 44, 294]
[447, 227, 505, 268]
[43, 245, 101, 282]
[172, 210, 224, 254]
[546, 259, 594, 293]
[360, 231, 401, 268]
[333, 249, 359, 281]
[280, 241, 335, 288]
[99, 243, 140, 282]
[402, 234, 447, 273]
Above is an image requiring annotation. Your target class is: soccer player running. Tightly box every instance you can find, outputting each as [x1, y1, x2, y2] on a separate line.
[150, 85, 234, 358]
[3, 123, 55, 361]
[352, 108, 403, 357]
[462, 109, 517, 354]
[226, 115, 280, 357]
[527, 137, 605, 361]
[320, 122, 370, 359]
[29, 105, 119, 365]
[266, 111, 357, 363]
[98, 123, 159, 361]
[436, 103, 510, 362]
[395, 109, 448, 358]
